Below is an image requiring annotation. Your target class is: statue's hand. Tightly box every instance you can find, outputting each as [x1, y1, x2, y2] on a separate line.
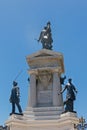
[58, 92, 61, 95]
[76, 90, 78, 93]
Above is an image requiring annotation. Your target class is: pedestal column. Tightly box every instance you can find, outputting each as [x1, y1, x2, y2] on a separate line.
[53, 71, 63, 106]
[28, 71, 37, 107]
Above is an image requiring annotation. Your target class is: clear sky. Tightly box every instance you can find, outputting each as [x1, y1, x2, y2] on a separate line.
[0, 0, 87, 125]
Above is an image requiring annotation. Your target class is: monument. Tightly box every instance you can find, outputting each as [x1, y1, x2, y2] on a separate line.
[5, 22, 79, 130]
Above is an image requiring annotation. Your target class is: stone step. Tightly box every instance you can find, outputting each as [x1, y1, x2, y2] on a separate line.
[25, 106, 64, 112]
[23, 106, 64, 120]
[24, 114, 60, 120]
[24, 110, 62, 116]
[34, 115, 60, 120]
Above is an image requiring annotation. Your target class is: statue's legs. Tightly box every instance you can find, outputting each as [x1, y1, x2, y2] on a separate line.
[42, 42, 52, 50]
[16, 102, 23, 113]
[64, 99, 73, 112]
[42, 43, 46, 49]
[12, 103, 15, 113]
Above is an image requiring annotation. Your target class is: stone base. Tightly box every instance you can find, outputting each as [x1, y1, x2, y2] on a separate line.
[5, 108, 79, 130]
[23, 106, 64, 120]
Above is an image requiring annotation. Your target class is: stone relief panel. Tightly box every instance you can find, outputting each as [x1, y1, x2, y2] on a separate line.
[36, 70, 53, 106]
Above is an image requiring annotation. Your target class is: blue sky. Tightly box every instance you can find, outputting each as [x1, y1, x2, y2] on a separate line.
[0, 0, 87, 125]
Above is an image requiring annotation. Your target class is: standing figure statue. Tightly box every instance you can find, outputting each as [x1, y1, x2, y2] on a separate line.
[9, 81, 23, 115]
[38, 21, 53, 50]
[60, 78, 77, 113]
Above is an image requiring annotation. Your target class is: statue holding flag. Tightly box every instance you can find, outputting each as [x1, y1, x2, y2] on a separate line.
[38, 21, 53, 50]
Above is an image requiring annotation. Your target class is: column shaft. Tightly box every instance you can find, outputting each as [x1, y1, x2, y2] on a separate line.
[53, 72, 63, 106]
[28, 73, 36, 107]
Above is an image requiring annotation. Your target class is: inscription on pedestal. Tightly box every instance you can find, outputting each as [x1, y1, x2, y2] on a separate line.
[37, 90, 52, 106]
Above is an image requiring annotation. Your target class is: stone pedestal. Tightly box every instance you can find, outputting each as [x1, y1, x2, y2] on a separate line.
[5, 49, 79, 130]
[26, 49, 64, 109]
[24, 49, 65, 120]
[5, 112, 79, 130]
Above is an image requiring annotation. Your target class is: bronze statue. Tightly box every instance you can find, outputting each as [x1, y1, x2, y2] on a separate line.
[59, 78, 77, 112]
[38, 21, 53, 50]
[0, 126, 9, 130]
[9, 81, 23, 115]
[0, 126, 10, 130]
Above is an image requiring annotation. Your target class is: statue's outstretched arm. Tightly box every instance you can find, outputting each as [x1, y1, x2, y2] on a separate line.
[58, 85, 66, 95]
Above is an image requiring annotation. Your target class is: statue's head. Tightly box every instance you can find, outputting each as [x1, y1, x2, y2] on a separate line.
[13, 81, 18, 86]
[68, 78, 72, 83]
[44, 26, 47, 30]
[47, 21, 51, 25]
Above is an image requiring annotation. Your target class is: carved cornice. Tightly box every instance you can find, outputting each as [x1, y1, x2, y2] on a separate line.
[28, 66, 62, 75]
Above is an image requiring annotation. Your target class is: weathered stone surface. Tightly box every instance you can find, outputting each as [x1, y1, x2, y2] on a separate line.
[5, 49, 80, 130]
[5, 112, 79, 130]
[26, 49, 64, 108]
[26, 49, 64, 74]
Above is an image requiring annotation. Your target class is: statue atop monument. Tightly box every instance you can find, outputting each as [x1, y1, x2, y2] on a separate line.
[38, 21, 53, 50]
[9, 81, 23, 115]
[60, 78, 77, 113]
